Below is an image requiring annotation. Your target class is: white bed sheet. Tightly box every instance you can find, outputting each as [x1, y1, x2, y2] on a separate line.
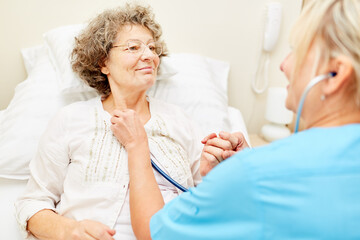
[0, 178, 27, 240]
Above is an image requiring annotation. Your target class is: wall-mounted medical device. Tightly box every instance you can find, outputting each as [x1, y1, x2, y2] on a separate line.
[252, 2, 282, 94]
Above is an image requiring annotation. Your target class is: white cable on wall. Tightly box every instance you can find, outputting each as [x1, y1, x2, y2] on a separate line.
[251, 2, 282, 95]
[252, 52, 270, 94]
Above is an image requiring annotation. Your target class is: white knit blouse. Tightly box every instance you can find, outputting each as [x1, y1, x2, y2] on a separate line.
[15, 96, 203, 239]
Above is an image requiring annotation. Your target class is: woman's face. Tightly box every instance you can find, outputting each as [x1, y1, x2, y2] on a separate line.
[101, 24, 160, 94]
[280, 44, 318, 113]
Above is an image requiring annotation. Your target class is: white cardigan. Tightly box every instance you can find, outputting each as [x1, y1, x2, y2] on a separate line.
[15, 96, 202, 239]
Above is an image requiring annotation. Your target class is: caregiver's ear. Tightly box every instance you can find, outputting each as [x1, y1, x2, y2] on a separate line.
[323, 55, 355, 95]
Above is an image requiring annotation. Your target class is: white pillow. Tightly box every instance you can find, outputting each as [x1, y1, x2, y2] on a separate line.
[148, 53, 232, 135]
[0, 45, 97, 179]
[21, 45, 43, 75]
[0, 110, 3, 126]
[43, 24, 177, 94]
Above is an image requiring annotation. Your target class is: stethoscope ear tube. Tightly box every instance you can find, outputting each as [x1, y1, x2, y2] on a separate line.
[294, 72, 336, 133]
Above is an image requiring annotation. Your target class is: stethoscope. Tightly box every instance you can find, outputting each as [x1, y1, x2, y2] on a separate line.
[150, 153, 188, 192]
[294, 72, 337, 133]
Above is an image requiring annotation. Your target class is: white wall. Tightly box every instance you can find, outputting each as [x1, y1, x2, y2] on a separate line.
[0, 0, 302, 133]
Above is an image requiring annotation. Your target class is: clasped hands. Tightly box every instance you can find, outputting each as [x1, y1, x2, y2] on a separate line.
[200, 131, 249, 176]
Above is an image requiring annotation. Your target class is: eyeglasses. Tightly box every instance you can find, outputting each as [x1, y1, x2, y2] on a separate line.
[112, 40, 162, 56]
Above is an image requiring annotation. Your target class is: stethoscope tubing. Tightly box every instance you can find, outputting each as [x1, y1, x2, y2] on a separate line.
[151, 159, 188, 192]
[294, 72, 336, 133]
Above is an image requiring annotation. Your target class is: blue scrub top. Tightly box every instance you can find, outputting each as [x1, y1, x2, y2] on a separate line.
[150, 124, 360, 239]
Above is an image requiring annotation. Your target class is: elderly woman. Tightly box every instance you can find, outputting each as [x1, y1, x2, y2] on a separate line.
[15, 4, 203, 240]
[113, 0, 360, 239]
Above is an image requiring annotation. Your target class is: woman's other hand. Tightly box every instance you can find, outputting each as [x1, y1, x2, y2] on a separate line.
[200, 131, 249, 176]
[27, 209, 115, 240]
[110, 109, 148, 151]
[200, 133, 223, 176]
[65, 219, 116, 240]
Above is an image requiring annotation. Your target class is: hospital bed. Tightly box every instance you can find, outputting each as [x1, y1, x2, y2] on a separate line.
[0, 24, 249, 239]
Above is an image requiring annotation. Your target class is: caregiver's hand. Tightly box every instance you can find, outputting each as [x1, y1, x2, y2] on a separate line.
[200, 131, 249, 176]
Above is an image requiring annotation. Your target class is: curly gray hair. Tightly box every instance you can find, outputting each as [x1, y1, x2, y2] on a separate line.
[71, 4, 167, 96]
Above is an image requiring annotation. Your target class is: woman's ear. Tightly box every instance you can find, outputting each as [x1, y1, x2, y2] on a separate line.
[323, 55, 354, 95]
[100, 58, 110, 75]
[101, 65, 110, 75]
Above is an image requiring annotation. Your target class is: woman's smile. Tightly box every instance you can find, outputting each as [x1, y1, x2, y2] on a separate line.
[136, 66, 154, 74]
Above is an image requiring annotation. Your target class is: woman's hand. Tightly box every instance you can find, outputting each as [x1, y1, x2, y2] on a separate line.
[200, 131, 249, 176]
[27, 209, 115, 240]
[64, 219, 116, 240]
[110, 109, 148, 151]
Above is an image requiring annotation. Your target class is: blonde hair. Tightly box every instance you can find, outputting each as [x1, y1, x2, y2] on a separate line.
[290, 0, 360, 105]
[71, 4, 167, 96]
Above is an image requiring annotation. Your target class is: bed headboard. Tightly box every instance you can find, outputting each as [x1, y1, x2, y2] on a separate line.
[0, 0, 302, 133]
